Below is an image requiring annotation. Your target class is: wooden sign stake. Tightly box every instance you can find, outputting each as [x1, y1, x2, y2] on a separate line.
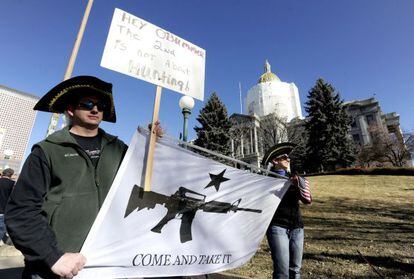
[46, 0, 94, 136]
[144, 85, 162, 192]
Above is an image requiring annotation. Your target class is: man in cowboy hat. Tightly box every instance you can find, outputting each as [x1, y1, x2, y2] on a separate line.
[6, 76, 130, 278]
[262, 142, 312, 279]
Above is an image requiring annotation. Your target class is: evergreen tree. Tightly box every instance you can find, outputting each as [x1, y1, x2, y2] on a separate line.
[289, 133, 308, 174]
[194, 92, 232, 156]
[287, 118, 308, 174]
[305, 78, 355, 172]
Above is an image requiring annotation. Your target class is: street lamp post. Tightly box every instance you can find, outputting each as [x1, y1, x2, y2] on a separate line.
[179, 96, 195, 142]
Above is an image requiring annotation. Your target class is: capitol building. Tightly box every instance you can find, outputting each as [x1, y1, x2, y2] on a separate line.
[230, 60, 303, 167]
[230, 60, 406, 168]
[245, 60, 302, 120]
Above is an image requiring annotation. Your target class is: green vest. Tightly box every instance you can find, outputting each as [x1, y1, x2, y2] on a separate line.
[36, 127, 126, 253]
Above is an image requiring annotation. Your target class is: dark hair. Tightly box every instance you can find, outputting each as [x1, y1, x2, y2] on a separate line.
[2, 168, 14, 177]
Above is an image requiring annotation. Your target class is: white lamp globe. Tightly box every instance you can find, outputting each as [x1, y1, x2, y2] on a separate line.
[179, 95, 195, 110]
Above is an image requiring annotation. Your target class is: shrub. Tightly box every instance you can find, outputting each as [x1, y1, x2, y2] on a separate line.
[305, 167, 414, 176]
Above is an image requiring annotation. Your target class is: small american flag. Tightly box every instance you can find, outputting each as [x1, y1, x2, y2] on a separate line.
[297, 176, 312, 204]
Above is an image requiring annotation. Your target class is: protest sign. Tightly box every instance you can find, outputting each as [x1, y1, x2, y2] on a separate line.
[101, 8, 206, 101]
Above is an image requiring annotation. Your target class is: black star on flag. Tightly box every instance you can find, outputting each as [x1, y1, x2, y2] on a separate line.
[204, 169, 230, 191]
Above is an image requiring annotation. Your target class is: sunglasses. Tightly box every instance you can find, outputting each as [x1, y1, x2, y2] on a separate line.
[77, 100, 108, 111]
[275, 154, 290, 160]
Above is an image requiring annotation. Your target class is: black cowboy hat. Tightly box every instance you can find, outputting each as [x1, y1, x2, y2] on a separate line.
[261, 142, 296, 167]
[33, 75, 116, 123]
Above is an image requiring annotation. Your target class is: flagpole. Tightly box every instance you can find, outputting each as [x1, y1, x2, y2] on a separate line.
[46, 0, 95, 136]
[239, 82, 243, 114]
[144, 128, 289, 180]
[144, 86, 162, 192]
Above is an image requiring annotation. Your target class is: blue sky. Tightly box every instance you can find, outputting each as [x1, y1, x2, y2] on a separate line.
[1, 0, 413, 155]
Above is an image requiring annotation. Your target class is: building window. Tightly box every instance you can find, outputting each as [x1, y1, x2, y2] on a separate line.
[366, 114, 375, 125]
[248, 102, 255, 115]
[351, 118, 357, 128]
[352, 134, 361, 145]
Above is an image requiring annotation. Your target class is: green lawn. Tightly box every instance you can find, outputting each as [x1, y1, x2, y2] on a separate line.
[229, 175, 414, 278]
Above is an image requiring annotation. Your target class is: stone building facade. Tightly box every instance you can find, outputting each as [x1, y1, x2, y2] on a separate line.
[0, 85, 39, 173]
[231, 90, 405, 167]
[343, 98, 403, 146]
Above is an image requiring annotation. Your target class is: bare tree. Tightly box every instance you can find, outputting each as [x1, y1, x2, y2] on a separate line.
[257, 113, 289, 152]
[229, 116, 252, 158]
[404, 131, 414, 156]
[286, 118, 308, 173]
[361, 125, 413, 167]
[356, 145, 375, 168]
[382, 131, 413, 167]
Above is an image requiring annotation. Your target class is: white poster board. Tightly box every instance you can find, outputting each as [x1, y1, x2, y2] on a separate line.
[101, 8, 206, 101]
[0, 128, 6, 150]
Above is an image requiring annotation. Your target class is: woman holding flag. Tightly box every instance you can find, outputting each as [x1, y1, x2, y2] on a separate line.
[262, 143, 312, 279]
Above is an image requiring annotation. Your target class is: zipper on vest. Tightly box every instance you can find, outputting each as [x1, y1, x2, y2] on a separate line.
[95, 141, 110, 207]
[75, 145, 101, 205]
[95, 171, 101, 206]
[77, 135, 113, 207]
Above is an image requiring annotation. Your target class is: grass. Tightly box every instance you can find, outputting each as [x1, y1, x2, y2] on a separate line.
[228, 175, 414, 279]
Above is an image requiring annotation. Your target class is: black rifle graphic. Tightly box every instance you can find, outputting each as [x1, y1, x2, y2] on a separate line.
[125, 185, 262, 243]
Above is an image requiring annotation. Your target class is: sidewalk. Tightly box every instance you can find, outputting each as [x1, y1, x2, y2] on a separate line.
[0, 244, 24, 278]
[0, 244, 249, 279]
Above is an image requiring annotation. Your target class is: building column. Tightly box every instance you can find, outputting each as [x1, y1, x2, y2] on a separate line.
[358, 116, 370, 145]
[253, 124, 258, 154]
[240, 136, 244, 157]
[250, 128, 253, 154]
[231, 139, 235, 158]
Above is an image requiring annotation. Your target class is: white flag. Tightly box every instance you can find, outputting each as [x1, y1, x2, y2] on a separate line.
[76, 129, 290, 278]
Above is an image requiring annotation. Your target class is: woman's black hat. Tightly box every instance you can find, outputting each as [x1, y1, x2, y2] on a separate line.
[261, 142, 296, 166]
[33, 75, 116, 123]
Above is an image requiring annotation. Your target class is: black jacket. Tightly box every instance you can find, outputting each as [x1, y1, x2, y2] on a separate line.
[270, 183, 304, 229]
[5, 127, 127, 274]
[268, 171, 304, 229]
[0, 177, 14, 214]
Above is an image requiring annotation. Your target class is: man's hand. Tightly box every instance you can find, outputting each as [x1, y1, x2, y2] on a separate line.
[148, 121, 164, 138]
[51, 253, 86, 278]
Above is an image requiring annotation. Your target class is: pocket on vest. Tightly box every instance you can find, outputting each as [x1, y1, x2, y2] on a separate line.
[50, 194, 99, 252]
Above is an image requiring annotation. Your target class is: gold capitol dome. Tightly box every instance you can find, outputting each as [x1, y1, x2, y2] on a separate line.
[257, 60, 281, 83]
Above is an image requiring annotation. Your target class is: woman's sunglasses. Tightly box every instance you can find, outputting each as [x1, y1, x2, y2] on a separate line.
[77, 100, 108, 112]
[275, 154, 290, 160]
